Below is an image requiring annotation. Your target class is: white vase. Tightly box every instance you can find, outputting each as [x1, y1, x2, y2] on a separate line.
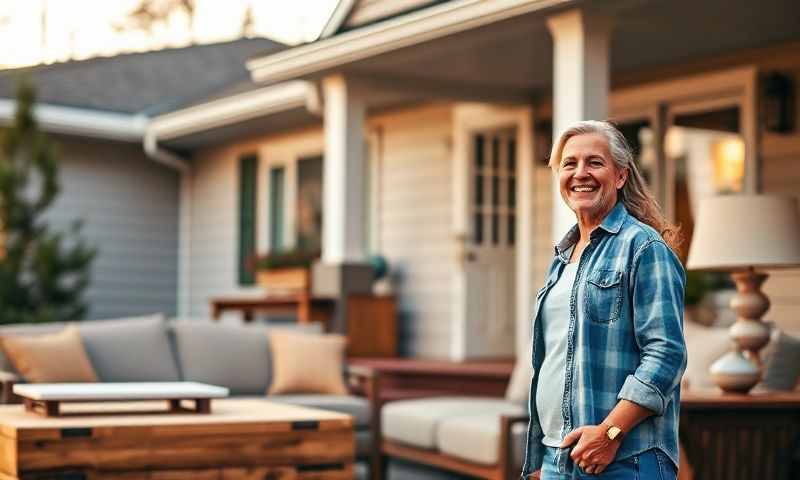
[709, 350, 761, 393]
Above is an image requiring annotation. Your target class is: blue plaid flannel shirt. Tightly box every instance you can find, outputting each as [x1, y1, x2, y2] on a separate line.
[521, 201, 687, 477]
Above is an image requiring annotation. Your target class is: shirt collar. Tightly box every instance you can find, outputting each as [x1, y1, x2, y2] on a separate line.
[553, 202, 629, 264]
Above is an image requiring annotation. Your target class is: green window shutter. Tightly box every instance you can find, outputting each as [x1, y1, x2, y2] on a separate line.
[269, 167, 285, 251]
[238, 154, 258, 286]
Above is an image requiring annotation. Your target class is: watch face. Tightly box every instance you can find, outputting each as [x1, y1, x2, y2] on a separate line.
[607, 426, 622, 440]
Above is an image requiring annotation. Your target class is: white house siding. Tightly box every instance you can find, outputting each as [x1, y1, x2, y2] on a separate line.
[44, 136, 179, 319]
[186, 127, 324, 319]
[369, 104, 454, 357]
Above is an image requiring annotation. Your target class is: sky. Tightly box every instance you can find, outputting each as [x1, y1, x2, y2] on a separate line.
[0, 0, 339, 68]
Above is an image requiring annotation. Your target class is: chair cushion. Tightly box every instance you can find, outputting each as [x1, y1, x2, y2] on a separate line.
[505, 341, 533, 405]
[267, 332, 348, 395]
[268, 394, 371, 428]
[382, 397, 519, 449]
[759, 328, 800, 391]
[0, 326, 98, 383]
[436, 407, 526, 466]
[172, 320, 272, 395]
[78, 314, 180, 382]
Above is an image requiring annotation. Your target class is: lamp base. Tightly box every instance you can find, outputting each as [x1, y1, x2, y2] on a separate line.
[710, 350, 761, 393]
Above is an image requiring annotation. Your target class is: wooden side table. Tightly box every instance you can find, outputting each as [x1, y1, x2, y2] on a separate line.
[680, 389, 800, 480]
[209, 294, 335, 328]
[346, 295, 398, 357]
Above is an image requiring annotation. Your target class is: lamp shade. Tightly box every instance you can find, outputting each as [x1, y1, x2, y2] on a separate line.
[687, 194, 800, 271]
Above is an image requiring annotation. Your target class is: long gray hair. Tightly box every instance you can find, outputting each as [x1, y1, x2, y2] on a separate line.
[549, 120, 682, 252]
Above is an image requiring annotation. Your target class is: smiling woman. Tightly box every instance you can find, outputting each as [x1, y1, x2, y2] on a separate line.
[521, 121, 687, 480]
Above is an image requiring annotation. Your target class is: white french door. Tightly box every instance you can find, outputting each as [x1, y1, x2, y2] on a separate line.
[461, 128, 517, 358]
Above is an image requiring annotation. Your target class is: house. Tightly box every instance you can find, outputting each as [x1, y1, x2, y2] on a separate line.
[1, 0, 799, 363]
[0, 38, 286, 320]
[146, 0, 800, 360]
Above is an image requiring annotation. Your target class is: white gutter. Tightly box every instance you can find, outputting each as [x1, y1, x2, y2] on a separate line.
[248, 0, 574, 84]
[0, 99, 146, 142]
[148, 81, 313, 141]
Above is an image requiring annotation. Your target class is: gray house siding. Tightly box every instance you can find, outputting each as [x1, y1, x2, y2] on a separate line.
[43, 136, 179, 319]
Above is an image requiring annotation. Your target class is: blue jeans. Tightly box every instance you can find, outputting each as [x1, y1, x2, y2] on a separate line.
[539, 446, 677, 479]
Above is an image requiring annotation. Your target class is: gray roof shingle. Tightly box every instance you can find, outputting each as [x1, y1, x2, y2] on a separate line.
[0, 37, 286, 116]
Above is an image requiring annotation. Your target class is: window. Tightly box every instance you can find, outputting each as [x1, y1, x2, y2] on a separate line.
[667, 106, 744, 260]
[238, 154, 257, 286]
[296, 155, 323, 252]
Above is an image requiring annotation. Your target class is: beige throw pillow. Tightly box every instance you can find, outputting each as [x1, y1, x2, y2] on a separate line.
[505, 341, 534, 405]
[1, 326, 98, 383]
[267, 331, 348, 395]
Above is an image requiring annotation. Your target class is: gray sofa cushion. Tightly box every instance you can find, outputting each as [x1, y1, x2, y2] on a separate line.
[78, 314, 180, 382]
[269, 394, 372, 428]
[171, 320, 272, 395]
[436, 406, 526, 466]
[382, 397, 518, 449]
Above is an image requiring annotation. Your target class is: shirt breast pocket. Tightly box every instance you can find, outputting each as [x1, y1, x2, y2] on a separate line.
[585, 269, 624, 324]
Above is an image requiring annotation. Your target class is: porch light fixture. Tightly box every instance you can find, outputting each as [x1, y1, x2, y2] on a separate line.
[687, 195, 800, 393]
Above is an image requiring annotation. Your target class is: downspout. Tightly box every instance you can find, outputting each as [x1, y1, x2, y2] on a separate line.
[144, 130, 192, 319]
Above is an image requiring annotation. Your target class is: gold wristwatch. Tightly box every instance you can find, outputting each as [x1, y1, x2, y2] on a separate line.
[605, 424, 623, 441]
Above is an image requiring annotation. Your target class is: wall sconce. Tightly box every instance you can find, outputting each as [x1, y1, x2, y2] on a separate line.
[763, 72, 794, 133]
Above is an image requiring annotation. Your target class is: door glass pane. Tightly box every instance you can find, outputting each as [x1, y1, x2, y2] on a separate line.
[492, 213, 500, 245]
[491, 175, 499, 207]
[492, 137, 500, 168]
[297, 155, 323, 252]
[667, 106, 743, 259]
[475, 174, 484, 207]
[475, 135, 485, 168]
[508, 138, 516, 171]
[508, 214, 515, 246]
[474, 213, 483, 244]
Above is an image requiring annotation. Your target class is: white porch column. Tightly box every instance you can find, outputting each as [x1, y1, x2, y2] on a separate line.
[321, 74, 367, 263]
[547, 9, 613, 242]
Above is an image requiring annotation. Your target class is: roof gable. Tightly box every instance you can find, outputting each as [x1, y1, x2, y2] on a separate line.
[321, 0, 448, 38]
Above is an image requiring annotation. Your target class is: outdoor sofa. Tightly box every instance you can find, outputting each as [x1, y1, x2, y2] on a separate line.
[0, 314, 378, 480]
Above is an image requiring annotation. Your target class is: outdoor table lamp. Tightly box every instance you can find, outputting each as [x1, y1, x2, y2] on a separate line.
[687, 194, 800, 393]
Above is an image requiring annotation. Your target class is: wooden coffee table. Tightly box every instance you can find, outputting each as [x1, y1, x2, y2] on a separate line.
[0, 398, 354, 479]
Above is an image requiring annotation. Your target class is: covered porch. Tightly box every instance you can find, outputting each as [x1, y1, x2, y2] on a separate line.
[245, 0, 800, 360]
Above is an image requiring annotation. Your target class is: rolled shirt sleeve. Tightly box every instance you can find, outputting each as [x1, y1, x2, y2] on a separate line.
[618, 239, 688, 415]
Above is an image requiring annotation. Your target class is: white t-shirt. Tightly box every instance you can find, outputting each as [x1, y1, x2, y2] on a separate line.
[536, 259, 579, 447]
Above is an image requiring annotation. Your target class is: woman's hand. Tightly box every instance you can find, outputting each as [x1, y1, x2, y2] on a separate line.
[560, 424, 621, 475]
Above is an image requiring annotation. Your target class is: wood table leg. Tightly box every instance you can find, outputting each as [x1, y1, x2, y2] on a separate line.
[24, 399, 60, 417]
[195, 398, 211, 414]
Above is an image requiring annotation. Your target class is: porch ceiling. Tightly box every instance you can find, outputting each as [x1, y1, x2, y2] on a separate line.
[319, 0, 800, 103]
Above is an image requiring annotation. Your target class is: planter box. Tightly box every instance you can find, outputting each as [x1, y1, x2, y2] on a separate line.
[257, 267, 310, 294]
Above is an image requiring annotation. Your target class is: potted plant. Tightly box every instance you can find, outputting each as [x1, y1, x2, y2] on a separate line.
[251, 248, 321, 294]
